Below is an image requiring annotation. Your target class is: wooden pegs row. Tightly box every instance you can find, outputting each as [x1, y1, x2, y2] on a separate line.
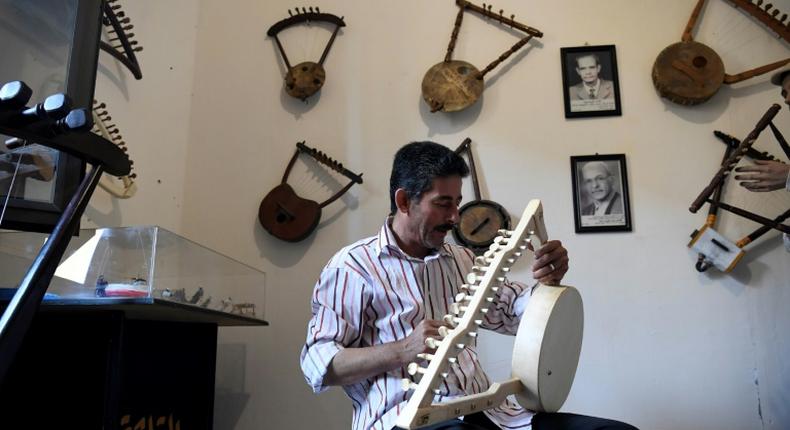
[424, 337, 441, 349]
[288, 6, 320, 16]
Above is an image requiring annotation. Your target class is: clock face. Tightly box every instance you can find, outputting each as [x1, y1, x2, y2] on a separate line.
[453, 200, 511, 253]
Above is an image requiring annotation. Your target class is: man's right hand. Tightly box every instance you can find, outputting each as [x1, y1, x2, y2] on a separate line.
[398, 319, 450, 363]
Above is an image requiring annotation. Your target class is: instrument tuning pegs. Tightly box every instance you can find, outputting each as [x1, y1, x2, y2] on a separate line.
[407, 362, 428, 376]
[772, 9, 779, 17]
[417, 352, 434, 361]
[309, 7, 314, 13]
[424, 337, 440, 349]
[487, 5, 493, 13]
[765, 3, 773, 12]
[438, 326, 451, 338]
[455, 292, 470, 303]
[467, 331, 478, 338]
[401, 379, 418, 391]
[781, 13, 787, 23]
[316, 6, 320, 13]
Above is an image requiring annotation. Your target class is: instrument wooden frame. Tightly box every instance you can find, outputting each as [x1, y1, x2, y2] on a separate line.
[396, 200, 583, 429]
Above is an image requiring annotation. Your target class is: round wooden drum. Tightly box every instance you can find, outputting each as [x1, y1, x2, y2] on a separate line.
[511, 284, 584, 412]
[421, 60, 484, 113]
[652, 41, 725, 106]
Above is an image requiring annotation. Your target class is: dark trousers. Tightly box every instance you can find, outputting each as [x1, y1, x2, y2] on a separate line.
[393, 412, 638, 430]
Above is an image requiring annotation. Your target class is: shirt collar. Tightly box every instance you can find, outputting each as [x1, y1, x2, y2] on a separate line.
[376, 217, 451, 261]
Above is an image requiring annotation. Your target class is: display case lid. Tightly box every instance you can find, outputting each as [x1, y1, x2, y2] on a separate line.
[0, 225, 267, 326]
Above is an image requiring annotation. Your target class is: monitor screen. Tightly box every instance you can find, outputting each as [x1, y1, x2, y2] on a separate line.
[0, 0, 103, 233]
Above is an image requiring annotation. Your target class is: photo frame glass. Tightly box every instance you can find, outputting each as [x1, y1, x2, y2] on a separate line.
[561, 45, 622, 118]
[570, 154, 632, 233]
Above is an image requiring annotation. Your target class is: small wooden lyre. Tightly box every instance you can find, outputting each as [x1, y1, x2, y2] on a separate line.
[396, 200, 583, 429]
[422, 0, 543, 113]
[267, 7, 346, 101]
[91, 100, 137, 199]
[100, 0, 143, 80]
[653, 0, 790, 105]
[258, 141, 363, 242]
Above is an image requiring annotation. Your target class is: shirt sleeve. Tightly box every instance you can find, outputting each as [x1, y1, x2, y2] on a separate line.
[480, 278, 535, 335]
[300, 266, 369, 393]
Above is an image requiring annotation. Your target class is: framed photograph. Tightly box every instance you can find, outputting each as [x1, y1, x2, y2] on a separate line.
[561, 45, 622, 118]
[570, 154, 632, 233]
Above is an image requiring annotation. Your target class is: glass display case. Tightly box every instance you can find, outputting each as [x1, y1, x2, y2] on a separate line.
[0, 225, 267, 325]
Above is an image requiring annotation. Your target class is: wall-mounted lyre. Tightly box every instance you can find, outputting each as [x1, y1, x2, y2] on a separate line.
[689, 104, 790, 272]
[100, 0, 143, 80]
[652, 0, 790, 105]
[422, 0, 543, 113]
[91, 101, 137, 199]
[258, 141, 362, 242]
[451, 138, 511, 253]
[395, 200, 583, 429]
[267, 8, 346, 101]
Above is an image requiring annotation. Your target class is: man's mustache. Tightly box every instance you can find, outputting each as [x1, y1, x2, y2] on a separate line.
[435, 224, 454, 233]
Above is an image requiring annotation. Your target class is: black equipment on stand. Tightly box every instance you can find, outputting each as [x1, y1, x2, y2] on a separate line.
[0, 80, 131, 384]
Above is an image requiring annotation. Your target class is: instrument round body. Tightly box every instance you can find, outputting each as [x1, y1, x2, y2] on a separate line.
[421, 60, 483, 112]
[285, 61, 326, 100]
[452, 200, 511, 254]
[258, 183, 321, 242]
[511, 284, 583, 412]
[652, 41, 725, 105]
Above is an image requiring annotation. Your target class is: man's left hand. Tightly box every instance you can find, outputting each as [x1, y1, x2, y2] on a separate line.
[532, 240, 569, 285]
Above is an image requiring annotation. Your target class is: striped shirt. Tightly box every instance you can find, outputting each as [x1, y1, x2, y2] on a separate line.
[300, 219, 535, 430]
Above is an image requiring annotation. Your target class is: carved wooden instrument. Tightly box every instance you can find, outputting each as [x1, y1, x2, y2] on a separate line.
[396, 200, 583, 429]
[689, 108, 790, 272]
[422, 0, 543, 113]
[653, 0, 790, 105]
[100, 0, 143, 80]
[690, 103, 781, 212]
[452, 138, 511, 254]
[258, 141, 362, 242]
[91, 100, 137, 198]
[267, 7, 346, 101]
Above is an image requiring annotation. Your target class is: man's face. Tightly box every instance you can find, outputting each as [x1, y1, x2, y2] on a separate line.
[582, 163, 613, 203]
[405, 176, 463, 251]
[782, 75, 790, 108]
[575, 56, 601, 85]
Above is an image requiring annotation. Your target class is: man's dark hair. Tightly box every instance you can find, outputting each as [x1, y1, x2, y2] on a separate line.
[389, 141, 469, 214]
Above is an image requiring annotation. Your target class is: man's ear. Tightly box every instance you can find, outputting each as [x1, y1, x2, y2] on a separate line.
[394, 188, 411, 214]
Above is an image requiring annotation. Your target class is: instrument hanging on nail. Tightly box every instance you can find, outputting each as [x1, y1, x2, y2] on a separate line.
[267, 7, 346, 102]
[91, 100, 137, 198]
[258, 141, 363, 242]
[100, 0, 143, 80]
[396, 200, 583, 429]
[452, 138, 511, 254]
[652, 0, 790, 106]
[689, 104, 790, 272]
[422, 0, 543, 113]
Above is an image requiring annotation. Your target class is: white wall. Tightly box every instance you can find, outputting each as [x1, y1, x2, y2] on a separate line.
[89, 1, 790, 429]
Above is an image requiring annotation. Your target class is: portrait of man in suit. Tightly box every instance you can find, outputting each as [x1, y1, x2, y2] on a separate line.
[561, 46, 621, 118]
[568, 54, 614, 101]
[580, 161, 623, 216]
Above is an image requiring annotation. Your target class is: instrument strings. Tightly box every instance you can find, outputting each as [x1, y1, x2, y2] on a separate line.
[0, 139, 28, 227]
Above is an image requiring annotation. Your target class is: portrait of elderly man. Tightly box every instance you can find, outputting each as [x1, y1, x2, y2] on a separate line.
[567, 53, 615, 101]
[580, 161, 623, 216]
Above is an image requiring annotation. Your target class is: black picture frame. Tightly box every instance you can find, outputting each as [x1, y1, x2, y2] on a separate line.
[570, 154, 632, 233]
[561, 45, 622, 118]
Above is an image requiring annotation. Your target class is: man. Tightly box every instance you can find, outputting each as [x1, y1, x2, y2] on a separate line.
[301, 142, 637, 430]
[734, 68, 790, 251]
[580, 161, 622, 216]
[567, 54, 614, 101]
